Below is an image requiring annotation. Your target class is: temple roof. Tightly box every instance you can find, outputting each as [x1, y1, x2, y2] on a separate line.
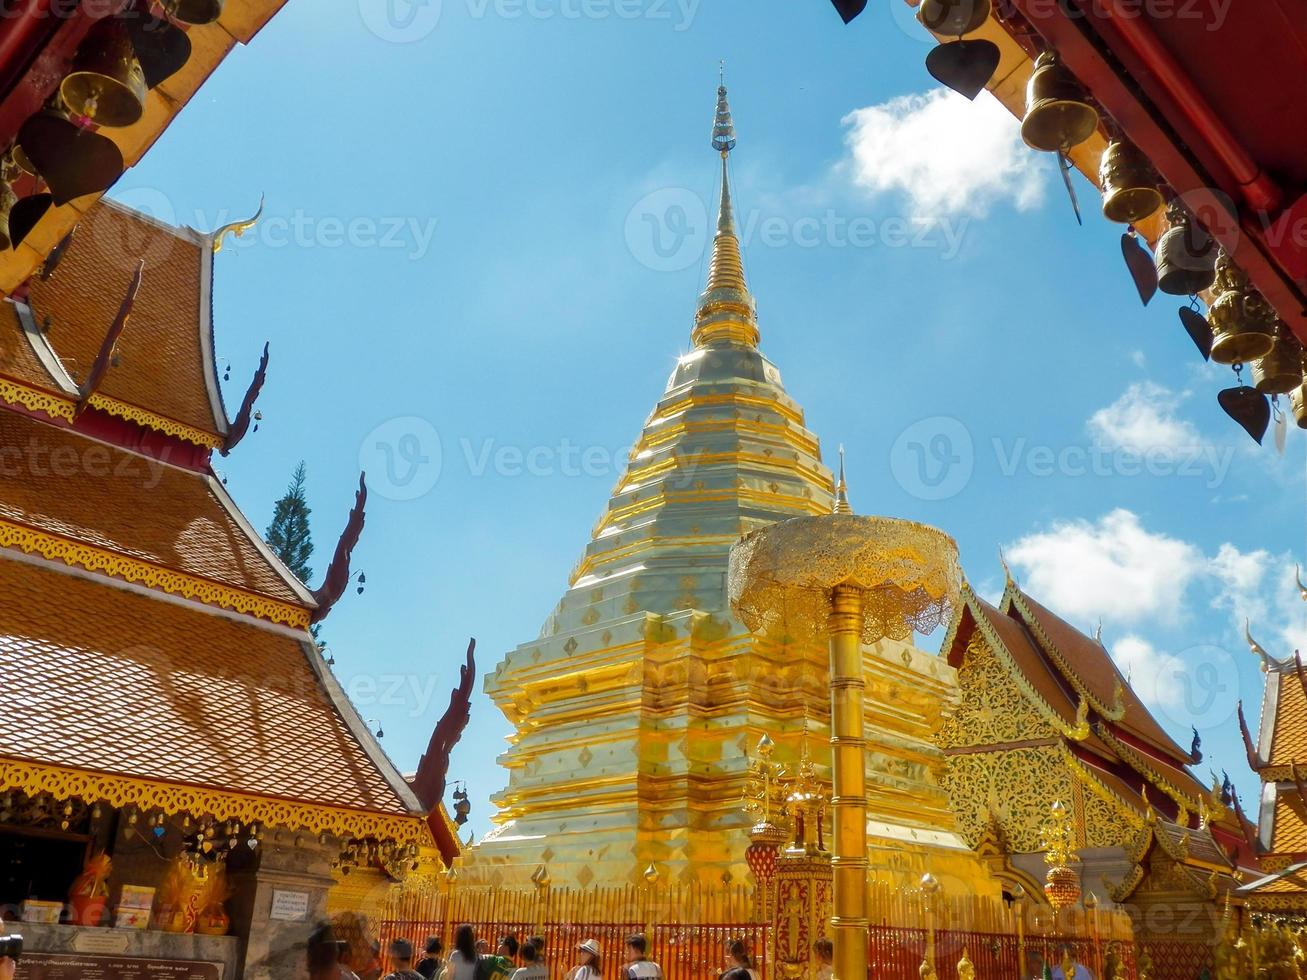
[24, 201, 228, 447]
[0, 408, 313, 627]
[1005, 587, 1191, 762]
[0, 555, 420, 824]
[947, 575, 1243, 841]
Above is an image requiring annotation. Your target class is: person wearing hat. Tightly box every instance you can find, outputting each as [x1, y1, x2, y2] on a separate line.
[382, 938, 425, 980]
[566, 940, 602, 980]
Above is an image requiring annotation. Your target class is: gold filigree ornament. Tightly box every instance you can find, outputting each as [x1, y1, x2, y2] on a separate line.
[0, 518, 311, 628]
[85, 394, 223, 449]
[0, 758, 432, 848]
[0, 377, 75, 421]
[727, 515, 961, 643]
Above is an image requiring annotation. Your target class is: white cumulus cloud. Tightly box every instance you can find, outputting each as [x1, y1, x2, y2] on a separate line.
[1087, 382, 1204, 454]
[1006, 509, 1204, 627]
[840, 88, 1044, 220]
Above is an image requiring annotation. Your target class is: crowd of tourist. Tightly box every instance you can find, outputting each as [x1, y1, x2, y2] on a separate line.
[306, 925, 770, 980]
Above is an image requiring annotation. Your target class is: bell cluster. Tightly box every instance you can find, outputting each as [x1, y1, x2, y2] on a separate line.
[332, 836, 422, 879]
[891, 0, 1302, 447]
[0, 0, 225, 253]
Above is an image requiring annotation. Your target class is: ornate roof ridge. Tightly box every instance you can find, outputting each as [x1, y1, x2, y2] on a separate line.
[1094, 722, 1202, 826]
[962, 587, 1091, 743]
[1005, 584, 1194, 762]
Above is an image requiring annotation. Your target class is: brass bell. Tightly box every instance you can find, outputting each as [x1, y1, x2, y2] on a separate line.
[16, 108, 125, 205]
[1208, 252, 1276, 365]
[919, 0, 990, 37]
[161, 0, 224, 25]
[60, 18, 146, 128]
[1252, 326, 1303, 395]
[1021, 51, 1098, 153]
[1099, 139, 1162, 225]
[1155, 203, 1216, 296]
[1290, 382, 1307, 430]
[0, 182, 16, 251]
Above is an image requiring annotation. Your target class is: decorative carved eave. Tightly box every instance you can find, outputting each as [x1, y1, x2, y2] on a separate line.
[965, 590, 1090, 743]
[1095, 723, 1197, 825]
[310, 473, 367, 625]
[412, 638, 477, 865]
[1003, 585, 1127, 723]
[1065, 748, 1146, 833]
[1239, 700, 1270, 772]
[220, 341, 268, 457]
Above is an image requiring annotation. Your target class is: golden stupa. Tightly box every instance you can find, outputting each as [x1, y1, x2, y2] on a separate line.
[460, 83, 997, 899]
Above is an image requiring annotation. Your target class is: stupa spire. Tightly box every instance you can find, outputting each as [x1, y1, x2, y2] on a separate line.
[694, 68, 759, 349]
[833, 444, 853, 515]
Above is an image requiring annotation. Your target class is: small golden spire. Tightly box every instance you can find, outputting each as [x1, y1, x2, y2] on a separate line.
[694, 69, 759, 349]
[833, 444, 853, 515]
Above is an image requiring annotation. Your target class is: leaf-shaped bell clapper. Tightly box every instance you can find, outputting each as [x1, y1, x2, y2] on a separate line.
[0, 182, 16, 251]
[1252, 325, 1304, 395]
[1208, 252, 1276, 365]
[922, 0, 999, 103]
[60, 18, 147, 128]
[1099, 139, 1163, 225]
[17, 107, 125, 205]
[1156, 202, 1217, 296]
[1217, 385, 1270, 444]
[1021, 51, 1098, 153]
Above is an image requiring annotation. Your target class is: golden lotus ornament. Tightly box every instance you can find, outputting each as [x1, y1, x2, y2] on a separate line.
[1209, 253, 1276, 365]
[1099, 139, 1162, 225]
[1252, 328, 1304, 395]
[1021, 51, 1098, 153]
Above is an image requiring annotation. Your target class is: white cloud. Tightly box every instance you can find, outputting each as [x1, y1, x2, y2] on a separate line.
[1008, 511, 1307, 650]
[1112, 635, 1190, 712]
[1130, 350, 1147, 369]
[1006, 509, 1203, 626]
[1087, 381, 1203, 454]
[840, 88, 1044, 220]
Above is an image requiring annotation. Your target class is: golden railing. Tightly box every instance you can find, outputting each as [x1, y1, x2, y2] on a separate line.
[371, 876, 1139, 980]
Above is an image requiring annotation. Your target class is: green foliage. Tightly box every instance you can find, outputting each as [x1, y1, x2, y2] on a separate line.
[266, 461, 314, 585]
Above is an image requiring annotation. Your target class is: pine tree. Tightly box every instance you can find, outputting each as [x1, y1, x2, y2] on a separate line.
[266, 461, 314, 585]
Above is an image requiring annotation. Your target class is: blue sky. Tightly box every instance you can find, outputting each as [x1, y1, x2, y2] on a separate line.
[119, 0, 1304, 838]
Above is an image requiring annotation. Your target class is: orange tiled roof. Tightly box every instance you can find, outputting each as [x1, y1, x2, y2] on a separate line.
[1271, 792, 1307, 853]
[26, 202, 225, 440]
[0, 556, 410, 816]
[1268, 666, 1307, 768]
[1010, 589, 1192, 762]
[0, 409, 301, 607]
[0, 302, 63, 393]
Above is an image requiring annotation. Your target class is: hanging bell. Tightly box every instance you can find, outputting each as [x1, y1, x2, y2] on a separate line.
[1208, 252, 1276, 365]
[1099, 139, 1162, 225]
[17, 109, 125, 205]
[1290, 382, 1307, 430]
[60, 18, 147, 128]
[1021, 51, 1098, 153]
[1155, 203, 1217, 296]
[0, 182, 15, 251]
[161, 0, 224, 25]
[918, 0, 990, 36]
[124, 11, 192, 89]
[1251, 326, 1304, 395]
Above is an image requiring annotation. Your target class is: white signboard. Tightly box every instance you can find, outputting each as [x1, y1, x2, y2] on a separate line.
[269, 889, 310, 922]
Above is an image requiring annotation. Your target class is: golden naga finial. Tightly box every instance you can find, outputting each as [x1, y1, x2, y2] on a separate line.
[1296, 564, 1307, 602]
[1094, 618, 1104, 644]
[1066, 696, 1091, 740]
[1245, 619, 1278, 672]
[211, 193, 265, 253]
[998, 547, 1013, 586]
[833, 444, 853, 515]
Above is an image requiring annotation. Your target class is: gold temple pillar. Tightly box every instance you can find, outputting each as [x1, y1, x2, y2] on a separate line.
[728, 507, 961, 980]
[828, 584, 868, 980]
